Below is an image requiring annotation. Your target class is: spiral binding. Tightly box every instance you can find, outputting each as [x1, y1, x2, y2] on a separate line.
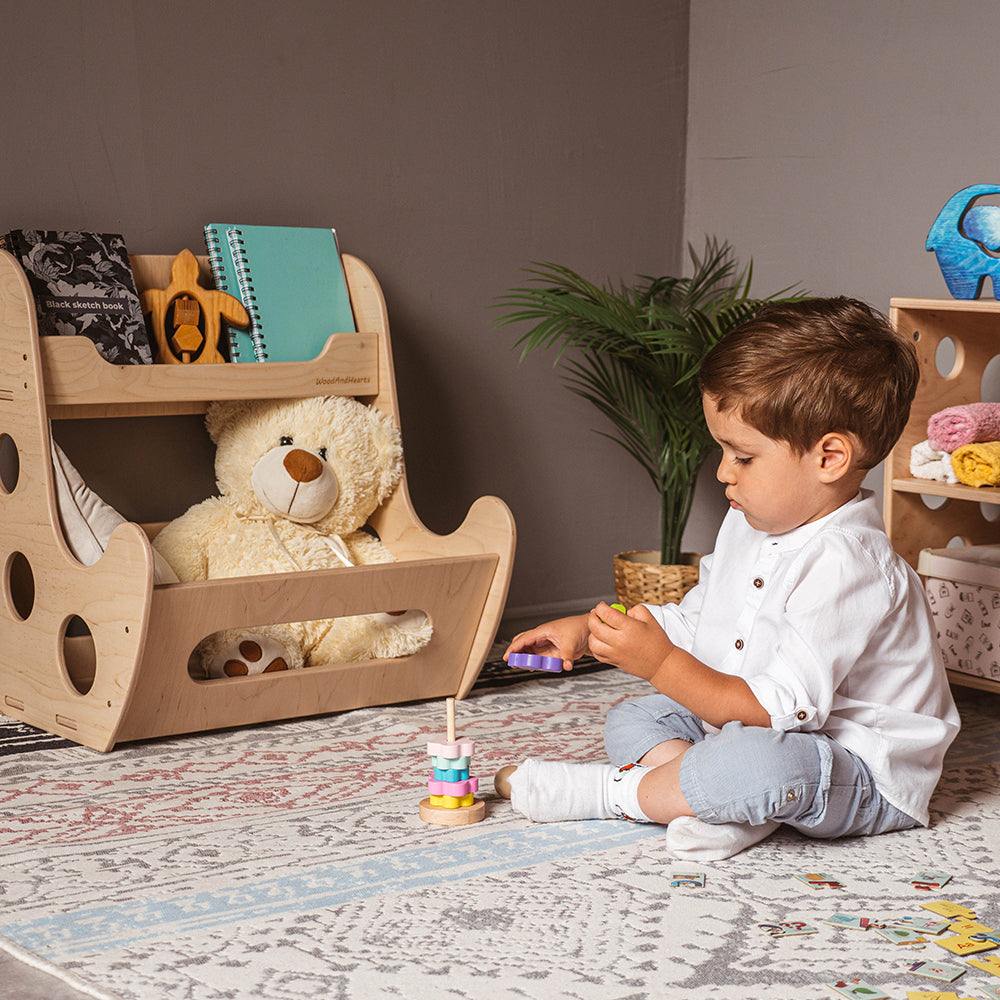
[203, 224, 242, 360]
[227, 227, 268, 361]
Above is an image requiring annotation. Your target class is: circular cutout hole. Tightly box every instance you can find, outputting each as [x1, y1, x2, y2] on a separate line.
[6, 551, 34, 620]
[921, 494, 948, 510]
[0, 433, 19, 494]
[935, 337, 960, 379]
[61, 615, 96, 695]
[982, 355, 1000, 403]
[982, 503, 1000, 523]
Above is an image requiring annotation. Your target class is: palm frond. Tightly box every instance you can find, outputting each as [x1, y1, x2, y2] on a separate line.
[494, 236, 805, 563]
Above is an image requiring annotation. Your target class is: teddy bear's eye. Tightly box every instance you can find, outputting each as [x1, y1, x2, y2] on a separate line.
[318, 447, 328, 460]
[280, 435, 293, 447]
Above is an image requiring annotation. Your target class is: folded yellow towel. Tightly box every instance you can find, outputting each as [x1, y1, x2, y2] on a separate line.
[951, 440, 1000, 487]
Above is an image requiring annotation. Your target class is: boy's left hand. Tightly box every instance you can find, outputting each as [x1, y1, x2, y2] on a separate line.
[587, 602, 675, 681]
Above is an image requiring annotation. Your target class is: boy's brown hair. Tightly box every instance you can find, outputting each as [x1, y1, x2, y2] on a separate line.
[698, 297, 918, 469]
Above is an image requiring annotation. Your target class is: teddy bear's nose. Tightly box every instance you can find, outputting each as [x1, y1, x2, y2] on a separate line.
[282, 448, 324, 483]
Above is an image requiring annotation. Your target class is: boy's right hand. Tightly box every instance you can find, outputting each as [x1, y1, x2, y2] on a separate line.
[503, 614, 590, 673]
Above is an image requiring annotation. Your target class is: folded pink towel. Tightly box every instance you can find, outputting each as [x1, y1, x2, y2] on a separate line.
[928, 402, 1000, 452]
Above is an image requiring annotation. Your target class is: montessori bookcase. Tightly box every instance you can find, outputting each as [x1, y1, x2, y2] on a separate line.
[883, 297, 1000, 694]
[0, 250, 515, 751]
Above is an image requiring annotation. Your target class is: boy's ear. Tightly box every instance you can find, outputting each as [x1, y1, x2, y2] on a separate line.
[815, 431, 855, 482]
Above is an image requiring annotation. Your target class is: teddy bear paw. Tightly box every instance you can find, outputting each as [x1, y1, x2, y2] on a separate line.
[368, 610, 433, 658]
[202, 632, 303, 679]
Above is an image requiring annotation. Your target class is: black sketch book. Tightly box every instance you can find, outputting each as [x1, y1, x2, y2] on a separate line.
[0, 229, 153, 364]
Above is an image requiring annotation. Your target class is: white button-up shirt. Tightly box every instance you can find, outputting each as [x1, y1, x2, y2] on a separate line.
[645, 490, 960, 826]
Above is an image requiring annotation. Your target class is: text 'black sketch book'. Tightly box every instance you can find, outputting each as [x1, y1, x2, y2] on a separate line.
[0, 229, 152, 364]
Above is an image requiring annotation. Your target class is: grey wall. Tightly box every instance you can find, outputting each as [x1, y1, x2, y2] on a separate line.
[683, 0, 1000, 543]
[2, 1, 690, 623]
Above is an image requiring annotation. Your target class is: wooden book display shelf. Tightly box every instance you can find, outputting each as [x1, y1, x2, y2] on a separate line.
[0, 251, 515, 750]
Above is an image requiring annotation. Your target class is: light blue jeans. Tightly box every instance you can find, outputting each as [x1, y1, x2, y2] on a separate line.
[604, 694, 919, 838]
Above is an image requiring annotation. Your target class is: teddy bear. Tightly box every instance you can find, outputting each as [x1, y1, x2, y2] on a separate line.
[152, 395, 433, 678]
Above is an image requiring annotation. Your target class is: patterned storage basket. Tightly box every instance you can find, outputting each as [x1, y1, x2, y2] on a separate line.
[918, 544, 1000, 683]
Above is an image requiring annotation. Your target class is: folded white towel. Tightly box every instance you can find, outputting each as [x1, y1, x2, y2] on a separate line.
[910, 439, 958, 484]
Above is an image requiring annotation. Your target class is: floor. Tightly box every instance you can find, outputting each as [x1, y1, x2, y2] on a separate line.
[0, 949, 94, 1000]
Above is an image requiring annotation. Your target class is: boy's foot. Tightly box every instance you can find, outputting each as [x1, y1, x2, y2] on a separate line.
[666, 814, 778, 861]
[494, 765, 517, 799]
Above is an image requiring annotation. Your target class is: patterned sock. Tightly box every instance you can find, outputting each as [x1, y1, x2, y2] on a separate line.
[507, 759, 653, 823]
[666, 815, 778, 861]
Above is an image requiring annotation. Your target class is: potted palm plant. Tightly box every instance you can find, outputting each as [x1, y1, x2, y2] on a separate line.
[496, 237, 801, 606]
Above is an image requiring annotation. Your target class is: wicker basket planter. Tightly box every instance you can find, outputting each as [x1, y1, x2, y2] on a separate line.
[613, 551, 701, 608]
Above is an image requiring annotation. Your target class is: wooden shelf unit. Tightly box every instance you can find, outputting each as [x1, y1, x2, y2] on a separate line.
[0, 250, 515, 750]
[884, 297, 1000, 693]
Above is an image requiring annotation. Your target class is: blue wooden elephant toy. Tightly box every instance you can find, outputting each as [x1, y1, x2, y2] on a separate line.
[927, 183, 1000, 299]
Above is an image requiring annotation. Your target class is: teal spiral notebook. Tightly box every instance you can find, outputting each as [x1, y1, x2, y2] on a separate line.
[203, 224, 356, 362]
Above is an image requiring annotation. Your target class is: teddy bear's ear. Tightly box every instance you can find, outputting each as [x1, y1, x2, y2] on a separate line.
[205, 400, 257, 444]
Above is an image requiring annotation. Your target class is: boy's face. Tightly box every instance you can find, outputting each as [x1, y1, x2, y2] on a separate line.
[702, 394, 847, 536]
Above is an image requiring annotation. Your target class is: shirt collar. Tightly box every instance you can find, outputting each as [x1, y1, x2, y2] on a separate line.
[761, 490, 868, 553]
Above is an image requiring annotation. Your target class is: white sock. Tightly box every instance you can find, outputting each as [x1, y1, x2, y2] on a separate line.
[507, 759, 653, 823]
[666, 814, 778, 861]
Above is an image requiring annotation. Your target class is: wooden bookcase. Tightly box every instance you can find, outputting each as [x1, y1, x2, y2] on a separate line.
[884, 297, 1000, 694]
[0, 250, 515, 750]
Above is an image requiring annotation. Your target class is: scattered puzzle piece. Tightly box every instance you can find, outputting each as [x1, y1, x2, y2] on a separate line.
[825, 913, 874, 931]
[758, 921, 818, 938]
[795, 871, 846, 889]
[968, 954, 1000, 978]
[669, 871, 705, 887]
[826, 978, 890, 999]
[977, 984, 1000, 999]
[910, 872, 953, 891]
[905, 992, 961, 1000]
[905, 959, 965, 982]
[920, 901, 977, 920]
[935, 935, 997, 956]
[876, 926, 927, 946]
[892, 916, 951, 935]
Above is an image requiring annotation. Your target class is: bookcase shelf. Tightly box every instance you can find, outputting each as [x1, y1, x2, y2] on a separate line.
[0, 250, 515, 750]
[884, 296, 1000, 694]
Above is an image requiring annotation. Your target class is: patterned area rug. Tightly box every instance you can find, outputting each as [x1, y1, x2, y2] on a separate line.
[0, 659, 999, 1000]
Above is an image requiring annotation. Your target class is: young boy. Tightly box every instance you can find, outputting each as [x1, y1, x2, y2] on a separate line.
[501, 297, 961, 861]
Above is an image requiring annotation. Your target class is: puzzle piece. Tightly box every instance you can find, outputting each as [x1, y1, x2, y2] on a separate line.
[876, 926, 927, 946]
[976, 984, 1000, 999]
[826, 979, 890, 999]
[795, 871, 845, 889]
[905, 959, 965, 982]
[910, 872, 953, 891]
[669, 871, 705, 887]
[905, 992, 961, 1000]
[967, 954, 1000, 978]
[920, 901, 977, 920]
[758, 920, 818, 938]
[935, 934, 997, 956]
[825, 913, 874, 931]
[891, 916, 951, 935]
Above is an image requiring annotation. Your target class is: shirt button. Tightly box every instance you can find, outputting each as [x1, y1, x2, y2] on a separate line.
[753, 577, 764, 589]
[734, 638, 744, 650]
[795, 710, 808, 721]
